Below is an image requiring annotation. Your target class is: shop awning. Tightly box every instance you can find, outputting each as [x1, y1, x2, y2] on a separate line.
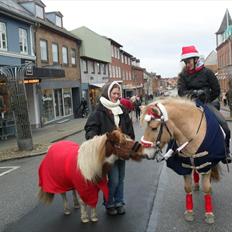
[89, 83, 106, 88]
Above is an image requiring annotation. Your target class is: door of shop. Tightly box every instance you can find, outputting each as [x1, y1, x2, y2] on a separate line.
[54, 89, 64, 118]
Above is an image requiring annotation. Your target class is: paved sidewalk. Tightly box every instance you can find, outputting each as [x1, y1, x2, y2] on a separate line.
[0, 118, 87, 162]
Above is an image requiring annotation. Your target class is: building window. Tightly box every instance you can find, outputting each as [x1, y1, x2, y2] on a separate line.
[62, 46, 68, 65]
[83, 59, 88, 73]
[35, 5, 44, 19]
[40, 40, 48, 62]
[90, 61, 95, 74]
[71, 49, 76, 65]
[112, 66, 115, 77]
[0, 22, 7, 51]
[56, 16, 62, 27]
[121, 54, 124, 63]
[63, 88, 72, 115]
[19, 28, 28, 54]
[97, 63, 101, 74]
[103, 64, 107, 75]
[52, 43, 59, 64]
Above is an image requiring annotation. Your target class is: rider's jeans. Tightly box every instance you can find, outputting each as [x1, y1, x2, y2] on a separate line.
[105, 159, 126, 208]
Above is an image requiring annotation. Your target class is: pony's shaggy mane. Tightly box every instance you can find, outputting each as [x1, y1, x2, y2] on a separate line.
[77, 134, 107, 182]
[141, 97, 195, 123]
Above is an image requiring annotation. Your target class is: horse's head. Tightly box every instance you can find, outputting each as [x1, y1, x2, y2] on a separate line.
[140, 102, 173, 160]
[106, 129, 145, 161]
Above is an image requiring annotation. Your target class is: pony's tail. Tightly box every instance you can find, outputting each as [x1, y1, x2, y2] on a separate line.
[210, 164, 220, 182]
[38, 188, 54, 204]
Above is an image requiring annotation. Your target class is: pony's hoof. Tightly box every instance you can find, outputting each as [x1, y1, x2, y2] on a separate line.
[205, 213, 215, 224]
[81, 217, 90, 223]
[194, 184, 200, 191]
[184, 210, 194, 222]
[64, 209, 71, 215]
[91, 216, 98, 222]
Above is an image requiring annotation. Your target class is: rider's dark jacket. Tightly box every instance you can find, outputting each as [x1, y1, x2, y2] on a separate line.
[177, 67, 220, 103]
[84, 103, 135, 140]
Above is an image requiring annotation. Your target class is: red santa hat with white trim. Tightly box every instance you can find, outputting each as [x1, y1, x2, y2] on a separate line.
[181, 45, 200, 61]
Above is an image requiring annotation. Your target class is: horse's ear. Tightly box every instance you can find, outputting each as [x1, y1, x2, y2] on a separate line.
[153, 107, 160, 116]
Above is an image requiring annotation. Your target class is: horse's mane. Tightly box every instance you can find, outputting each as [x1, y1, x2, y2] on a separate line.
[77, 134, 107, 182]
[141, 97, 195, 122]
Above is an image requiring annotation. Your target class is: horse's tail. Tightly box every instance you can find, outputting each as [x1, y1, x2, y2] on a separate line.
[38, 188, 54, 204]
[210, 164, 220, 181]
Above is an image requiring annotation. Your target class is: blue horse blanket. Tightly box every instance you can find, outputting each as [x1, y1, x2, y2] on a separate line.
[166, 104, 226, 175]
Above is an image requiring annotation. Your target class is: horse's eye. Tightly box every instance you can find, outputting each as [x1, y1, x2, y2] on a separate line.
[151, 127, 157, 131]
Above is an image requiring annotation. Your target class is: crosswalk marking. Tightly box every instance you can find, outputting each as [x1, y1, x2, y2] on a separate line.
[0, 166, 20, 177]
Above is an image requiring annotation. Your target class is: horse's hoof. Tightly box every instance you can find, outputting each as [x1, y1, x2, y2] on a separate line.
[81, 217, 90, 223]
[194, 184, 200, 191]
[184, 210, 194, 222]
[91, 217, 98, 222]
[205, 213, 215, 224]
[64, 209, 71, 215]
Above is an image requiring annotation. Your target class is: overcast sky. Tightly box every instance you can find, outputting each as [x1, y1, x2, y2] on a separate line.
[44, 0, 232, 77]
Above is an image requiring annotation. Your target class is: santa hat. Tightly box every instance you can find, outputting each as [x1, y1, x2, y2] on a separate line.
[181, 45, 200, 61]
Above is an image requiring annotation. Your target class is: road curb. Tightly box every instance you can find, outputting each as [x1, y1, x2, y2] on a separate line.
[0, 129, 84, 162]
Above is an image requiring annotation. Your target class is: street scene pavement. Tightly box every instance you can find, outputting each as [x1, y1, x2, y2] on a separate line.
[0, 106, 232, 232]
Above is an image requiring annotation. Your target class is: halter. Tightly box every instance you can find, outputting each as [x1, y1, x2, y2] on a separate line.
[141, 103, 173, 161]
[141, 103, 205, 162]
[109, 139, 141, 159]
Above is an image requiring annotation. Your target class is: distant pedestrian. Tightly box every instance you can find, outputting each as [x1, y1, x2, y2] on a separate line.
[222, 92, 227, 106]
[134, 96, 141, 120]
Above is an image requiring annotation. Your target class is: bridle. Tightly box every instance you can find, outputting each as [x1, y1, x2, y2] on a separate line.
[141, 103, 173, 161]
[141, 103, 205, 162]
[108, 138, 141, 159]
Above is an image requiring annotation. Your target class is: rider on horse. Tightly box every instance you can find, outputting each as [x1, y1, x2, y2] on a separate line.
[177, 45, 232, 164]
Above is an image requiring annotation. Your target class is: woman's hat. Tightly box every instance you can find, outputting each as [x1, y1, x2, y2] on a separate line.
[181, 45, 200, 61]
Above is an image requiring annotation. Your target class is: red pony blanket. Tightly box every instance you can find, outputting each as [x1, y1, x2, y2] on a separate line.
[39, 140, 109, 208]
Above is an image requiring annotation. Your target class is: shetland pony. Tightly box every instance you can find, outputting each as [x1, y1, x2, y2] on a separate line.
[38, 129, 144, 223]
[140, 97, 227, 224]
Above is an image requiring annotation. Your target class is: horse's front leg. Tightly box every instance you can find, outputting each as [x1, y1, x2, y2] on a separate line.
[202, 172, 214, 224]
[78, 197, 89, 223]
[61, 193, 71, 215]
[90, 208, 98, 222]
[72, 190, 80, 209]
[183, 174, 194, 222]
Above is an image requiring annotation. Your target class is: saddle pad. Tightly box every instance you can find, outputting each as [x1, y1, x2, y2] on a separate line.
[166, 104, 225, 175]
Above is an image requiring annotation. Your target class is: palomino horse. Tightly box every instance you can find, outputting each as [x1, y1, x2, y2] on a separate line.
[140, 97, 227, 224]
[38, 129, 143, 223]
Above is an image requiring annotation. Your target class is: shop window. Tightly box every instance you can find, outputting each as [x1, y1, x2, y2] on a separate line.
[63, 88, 72, 115]
[42, 89, 54, 123]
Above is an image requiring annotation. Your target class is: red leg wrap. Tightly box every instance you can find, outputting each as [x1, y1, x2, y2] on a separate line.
[193, 170, 199, 184]
[186, 193, 193, 211]
[204, 194, 213, 213]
